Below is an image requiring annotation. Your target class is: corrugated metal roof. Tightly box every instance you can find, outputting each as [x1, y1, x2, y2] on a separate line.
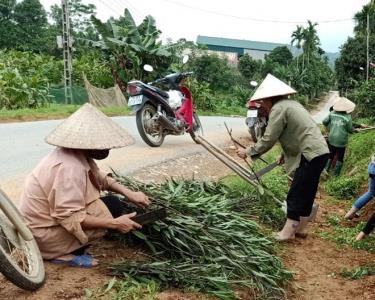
[197, 35, 290, 52]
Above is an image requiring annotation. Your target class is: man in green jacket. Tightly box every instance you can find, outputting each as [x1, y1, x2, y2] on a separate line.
[322, 97, 356, 176]
[237, 74, 329, 241]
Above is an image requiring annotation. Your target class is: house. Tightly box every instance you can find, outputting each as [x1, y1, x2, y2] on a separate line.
[196, 35, 296, 63]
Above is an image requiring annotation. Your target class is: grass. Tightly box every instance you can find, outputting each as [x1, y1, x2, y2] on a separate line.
[0, 103, 132, 122]
[340, 264, 375, 280]
[220, 147, 288, 229]
[318, 214, 375, 253]
[323, 121, 375, 199]
[84, 277, 159, 300]
[318, 125, 375, 253]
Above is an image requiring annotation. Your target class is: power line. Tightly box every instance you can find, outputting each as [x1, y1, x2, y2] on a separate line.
[160, 0, 354, 24]
[96, 0, 122, 18]
[120, 0, 145, 20]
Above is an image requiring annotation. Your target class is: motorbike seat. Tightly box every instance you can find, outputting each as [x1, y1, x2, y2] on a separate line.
[147, 85, 169, 98]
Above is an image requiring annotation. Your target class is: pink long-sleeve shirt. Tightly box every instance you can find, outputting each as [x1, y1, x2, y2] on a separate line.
[19, 147, 117, 259]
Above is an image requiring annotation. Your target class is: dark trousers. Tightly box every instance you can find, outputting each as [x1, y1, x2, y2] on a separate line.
[286, 154, 329, 221]
[363, 213, 375, 235]
[70, 195, 127, 255]
[328, 143, 346, 163]
[101, 195, 126, 218]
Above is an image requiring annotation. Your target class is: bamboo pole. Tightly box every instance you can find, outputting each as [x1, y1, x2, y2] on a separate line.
[196, 136, 284, 206]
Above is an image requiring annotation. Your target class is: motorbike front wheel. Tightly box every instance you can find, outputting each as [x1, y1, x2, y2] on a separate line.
[189, 112, 204, 143]
[136, 104, 165, 147]
[0, 190, 45, 291]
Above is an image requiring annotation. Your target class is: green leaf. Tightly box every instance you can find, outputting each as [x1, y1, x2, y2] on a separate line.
[133, 230, 147, 240]
[104, 277, 117, 293]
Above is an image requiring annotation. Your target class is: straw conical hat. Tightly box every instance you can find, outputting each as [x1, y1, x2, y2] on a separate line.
[333, 97, 356, 113]
[250, 74, 297, 102]
[45, 103, 135, 149]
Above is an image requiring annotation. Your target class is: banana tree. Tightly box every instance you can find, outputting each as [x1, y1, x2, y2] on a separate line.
[86, 9, 173, 91]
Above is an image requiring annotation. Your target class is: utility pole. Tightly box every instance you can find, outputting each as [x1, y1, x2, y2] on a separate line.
[61, 0, 73, 104]
[367, 12, 370, 82]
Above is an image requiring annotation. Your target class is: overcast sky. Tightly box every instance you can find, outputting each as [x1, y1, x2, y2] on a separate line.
[41, 0, 369, 53]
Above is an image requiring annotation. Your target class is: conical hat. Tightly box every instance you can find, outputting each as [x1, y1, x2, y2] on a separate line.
[45, 103, 135, 149]
[250, 74, 297, 102]
[333, 97, 356, 113]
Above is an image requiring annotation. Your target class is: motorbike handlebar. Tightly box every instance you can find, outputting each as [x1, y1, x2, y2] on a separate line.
[181, 71, 194, 77]
[148, 77, 165, 85]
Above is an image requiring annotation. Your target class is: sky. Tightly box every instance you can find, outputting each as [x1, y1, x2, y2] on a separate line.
[40, 0, 370, 53]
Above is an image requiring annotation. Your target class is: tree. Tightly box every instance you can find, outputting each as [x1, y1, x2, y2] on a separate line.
[0, 0, 53, 52]
[238, 54, 261, 79]
[87, 9, 173, 91]
[189, 54, 238, 91]
[336, 2, 375, 94]
[335, 35, 375, 93]
[291, 25, 304, 70]
[354, 2, 375, 35]
[13, 0, 48, 52]
[266, 46, 293, 66]
[49, 0, 97, 39]
[0, 0, 17, 49]
[302, 20, 320, 67]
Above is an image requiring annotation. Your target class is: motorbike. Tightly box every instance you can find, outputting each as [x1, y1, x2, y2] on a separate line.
[0, 188, 45, 290]
[245, 81, 268, 143]
[126, 56, 203, 147]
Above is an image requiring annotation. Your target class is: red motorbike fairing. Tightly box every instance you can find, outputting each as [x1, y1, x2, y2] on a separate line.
[175, 86, 193, 131]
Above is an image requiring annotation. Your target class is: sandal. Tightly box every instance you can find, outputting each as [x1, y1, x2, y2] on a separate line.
[50, 254, 97, 268]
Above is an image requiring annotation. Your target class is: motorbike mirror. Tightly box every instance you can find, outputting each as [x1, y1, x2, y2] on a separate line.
[182, 55, 189, 64]
[143, 64, 153, 72]
[250, 81, 258, 87]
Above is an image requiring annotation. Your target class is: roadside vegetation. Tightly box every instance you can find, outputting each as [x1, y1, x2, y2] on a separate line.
[319, 120, 375, 254]
[1, 0, 375, 298]
[0, 0, 334, 122]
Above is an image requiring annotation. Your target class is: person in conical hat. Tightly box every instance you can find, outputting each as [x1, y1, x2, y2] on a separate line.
[237, 74, 329, 241]
[323, 97, 357, 176]
[19, 103, 150, 267]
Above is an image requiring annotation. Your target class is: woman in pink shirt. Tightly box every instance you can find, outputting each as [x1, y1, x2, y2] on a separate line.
[20, 104, 150, 268]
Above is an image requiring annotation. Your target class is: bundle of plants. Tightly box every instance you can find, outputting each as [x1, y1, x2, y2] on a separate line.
[110, 176, 291, 299]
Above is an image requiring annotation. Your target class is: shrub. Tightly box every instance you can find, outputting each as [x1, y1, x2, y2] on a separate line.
[186, 78, 216, 111]
[73, 51, 113, 88]
[0, 50, 60, 109]
[349, 78, 375, 118]
[0, 67, 51, 109]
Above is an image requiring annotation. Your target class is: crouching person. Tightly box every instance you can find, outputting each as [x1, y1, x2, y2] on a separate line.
[236, 74, 329, 241]
[345, 154, 375, 220]
[356, 213, 375, 241]
[19, 104, 150, 267]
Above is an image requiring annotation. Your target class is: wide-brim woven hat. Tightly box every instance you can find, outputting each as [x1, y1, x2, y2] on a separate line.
[333, 97, 356, 113]
[250, 73, 297, 102]
[45, 103, 135, 149]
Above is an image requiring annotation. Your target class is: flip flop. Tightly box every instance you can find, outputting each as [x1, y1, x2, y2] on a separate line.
[50, 254, 97, 268]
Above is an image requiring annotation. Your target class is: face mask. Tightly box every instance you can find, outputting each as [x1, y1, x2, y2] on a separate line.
[85, 149, 110, 160]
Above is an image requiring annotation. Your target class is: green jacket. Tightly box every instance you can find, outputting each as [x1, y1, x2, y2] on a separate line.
[247, 99, 329, 173]
[322, 111, 354, 147]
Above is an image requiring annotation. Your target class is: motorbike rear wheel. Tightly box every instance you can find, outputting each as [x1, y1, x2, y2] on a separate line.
[136, 104, 165, 147]
[249, 123, 265, 143]
[0, 190, 45, 291]
[189, 112, 203, 143]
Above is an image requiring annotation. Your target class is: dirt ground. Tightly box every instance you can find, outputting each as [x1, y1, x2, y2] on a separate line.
[1, 138, 375, 300]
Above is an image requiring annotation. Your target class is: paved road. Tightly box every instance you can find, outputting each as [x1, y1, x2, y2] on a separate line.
[0, 116, 248, 182]
[0, 92, 335, 200]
